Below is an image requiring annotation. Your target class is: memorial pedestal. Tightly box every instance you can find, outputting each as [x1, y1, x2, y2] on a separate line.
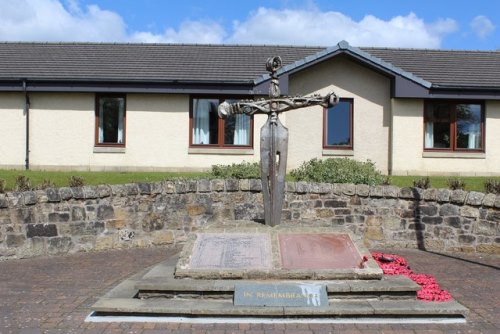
[90, 221, 468, 321]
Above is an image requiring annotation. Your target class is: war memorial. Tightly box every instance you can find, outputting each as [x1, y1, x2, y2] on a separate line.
[88, 58, 468, 323]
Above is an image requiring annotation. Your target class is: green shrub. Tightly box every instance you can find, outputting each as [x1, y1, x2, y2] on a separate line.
[447, 178, 466, 190]
[484, 179, 500, 194]
[210, 161, 261, 179]
[68, 175, 85, 187]
[0, 179, 5, 193]
[15, 175, 32, 192]
[290, 158, 385, 185]
[413, 177, 431, 189]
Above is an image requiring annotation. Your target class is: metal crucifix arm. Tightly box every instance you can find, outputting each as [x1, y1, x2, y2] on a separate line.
[218, 92, 339, 118]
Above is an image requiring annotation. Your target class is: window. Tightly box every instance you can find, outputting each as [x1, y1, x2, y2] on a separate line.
[424, 101, 484, 151]
[190, 97, 252, 147]
[95, 94, 126, 146]
[324, 99, 353, 149]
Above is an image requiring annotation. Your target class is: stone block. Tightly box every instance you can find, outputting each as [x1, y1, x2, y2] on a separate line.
[485, 210, 500, 222]
[315, 209, 334, 218]
[106, 219, 126, 229]
[225, 179, 239, 192]
[47, 236, 74, 254]
[59, 187, 73, 200]
[366, 216, 382, 226]
[318, 183, 332, 194]
[332, 183, 342, 195]
[83, 186, 98, 199]
[460, 206, 479, 218]
[150, 182, 163, 195]
[423, 239, 445, 251]
[369, 185, 384, 198]
[458, 234, 476, 244]
[342, 183, 356, 196]
[364, 226, 384, 241]
[324, 200, 347, 208]
[26, 224, 58, 238]
[399, 187, 419, 199]
[152, 231, 174, 245]
[482, 193, 496, 207]
[71, 206, 86, 221]
[141, 212, 164, 232]
[48, 212, 70, 223]
[436, 189, 450, 202]
[476, 244, 500, 254]
[187, 205, 206, 216]
[356, 184, 370, 197]
[96, 185, 112, 198]
[69, 221, 105, 236]
[0, 194, 8, 208]
[295, 181, 309, 193]
[249, 179, 262, 192]
[239, 179, 250, 191]
[383, 186, 399, 198]
[334, 208, 351, 215]
[23, 191, 37, 206]
[439, 203, 459, 216]
[450, 189, 467, 204]
[110, 184, 127, 197]
[495, 195, 500, 208]
[473, 220, 497, 236]
[95, 236, 114, 250]
[186, 180, 197, 192]
[466, 191, 485, 206]
[97, 204, 114, 220]
[71, 187, 84, 199]
[383, 217, 403, 230]
[421, 216, 443, 225]
[211, 179, 225, 192]
[6, 192, 21, 207]
[45, 188, 61, 202]
[422, 188, 437, 201]
[125, 183, 139, 196]
[419, 205, 438, 216]
[163, 181, 175, 194]
[6, 234, 26, 248]
[137, 183, 151, 194]
[444, 216, 461, 228]
[197, 179, 211, 193]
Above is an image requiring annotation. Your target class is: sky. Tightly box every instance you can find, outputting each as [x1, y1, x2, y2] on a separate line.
[0, 0, 498, 50]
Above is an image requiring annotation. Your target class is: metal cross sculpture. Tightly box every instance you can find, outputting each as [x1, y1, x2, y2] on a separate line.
[218, 56, 339, 226]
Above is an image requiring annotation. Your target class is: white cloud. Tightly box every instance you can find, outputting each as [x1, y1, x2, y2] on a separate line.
[0, 1, 458, 48]
[229, 8, 457, 48]
[0, 0, 127, 42]
[470, 15, 495, 39]
[131, 21, 226, 44]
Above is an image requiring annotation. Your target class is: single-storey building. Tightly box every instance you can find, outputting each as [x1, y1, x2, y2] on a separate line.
[1, 41, 499, 175]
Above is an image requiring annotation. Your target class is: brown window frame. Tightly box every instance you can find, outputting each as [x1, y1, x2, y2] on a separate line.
[94, 94, 127, 147]
[423, 100, 485, 152]
[189, 96, 254, 149]
[323, 98, 354, 150]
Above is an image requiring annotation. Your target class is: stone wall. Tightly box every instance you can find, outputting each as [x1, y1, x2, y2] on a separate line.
[0, 180, 498, 260]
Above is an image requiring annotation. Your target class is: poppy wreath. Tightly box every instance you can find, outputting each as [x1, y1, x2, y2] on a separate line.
[371, 252, 452, 302]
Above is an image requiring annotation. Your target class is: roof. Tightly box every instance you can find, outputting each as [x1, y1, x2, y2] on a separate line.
[0, 42, 499, 96]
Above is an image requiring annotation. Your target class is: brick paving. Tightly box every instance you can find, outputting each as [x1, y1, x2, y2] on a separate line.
[0, 247, 498, 334]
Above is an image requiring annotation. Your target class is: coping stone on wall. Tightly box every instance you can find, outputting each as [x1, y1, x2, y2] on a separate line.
[23, 191, 37, 206]
[59, 187, 73, 200]
[96, 184, 112, 198]
[0, 194, 8, 208]
[467, 192, 485, 206]
[482, 193, 496, 208]
[450, 189, 467, 204]
[110, 184, 128, 197]
[46, 188, 61, 202]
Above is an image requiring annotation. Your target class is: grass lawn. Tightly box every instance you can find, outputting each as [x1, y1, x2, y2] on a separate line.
[0, 169, 498, 193]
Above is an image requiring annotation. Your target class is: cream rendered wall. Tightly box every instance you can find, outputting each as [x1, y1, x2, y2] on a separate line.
[9, 92, 261, 171]
[391, 99, 500, 176]
[0, 93, 26, 167]
[287, 57, 391, 173]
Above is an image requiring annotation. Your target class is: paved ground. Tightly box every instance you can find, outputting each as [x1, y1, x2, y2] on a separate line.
[0, 246, 498, 334]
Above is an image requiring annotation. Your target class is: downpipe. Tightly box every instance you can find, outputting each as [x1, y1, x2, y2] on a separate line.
[23, 80, 30, 170]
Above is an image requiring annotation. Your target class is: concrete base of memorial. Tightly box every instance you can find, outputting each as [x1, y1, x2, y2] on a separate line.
[90, 221, 468, 321]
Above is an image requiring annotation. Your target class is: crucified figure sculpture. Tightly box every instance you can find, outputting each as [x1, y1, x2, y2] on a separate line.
[218, 56, 339, 227]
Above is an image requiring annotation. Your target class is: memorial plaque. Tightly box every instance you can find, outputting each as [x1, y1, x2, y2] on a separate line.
[279, 233, 361, 269]
[234, 282, 327, 307]
[190, 233, 272, 269]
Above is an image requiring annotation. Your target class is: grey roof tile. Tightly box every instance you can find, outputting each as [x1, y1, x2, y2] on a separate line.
[0, 42, 498, 89]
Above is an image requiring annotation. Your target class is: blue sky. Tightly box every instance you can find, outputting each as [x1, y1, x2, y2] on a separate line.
[0, 0, 498, 49]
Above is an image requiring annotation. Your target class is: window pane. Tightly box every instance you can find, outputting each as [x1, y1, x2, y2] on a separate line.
[456, 104, 482, 149]
[99, 97, 124, 144]
[326, 100, 351, 146]
[192, 99, 219, 145]
[224, 114, 250, 145]
[424, 103, 450, 149]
